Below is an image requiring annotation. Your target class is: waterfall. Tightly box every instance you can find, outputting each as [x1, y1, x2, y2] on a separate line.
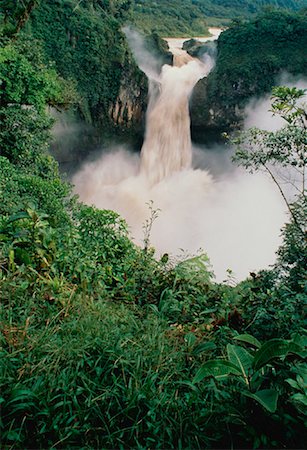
[140, 56, 213, 185]
[73, 30, 287, 281]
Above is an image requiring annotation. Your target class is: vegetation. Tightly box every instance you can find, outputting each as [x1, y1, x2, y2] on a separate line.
[0, 2, 306, 449]
[131, 0, 210, 37]
[191, 8, 307, 130]
[194, 0, 305, 19]
[23, 0, 146, 128]
[211, 9, 307, 104]
[131, 0, 305, 36]
[233, 86, 307, 293]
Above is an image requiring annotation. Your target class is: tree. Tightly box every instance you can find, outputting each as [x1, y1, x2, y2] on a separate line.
[232, 86, 306, 285]
[0, 40, 75, 171]
[0, 0, 39, 36]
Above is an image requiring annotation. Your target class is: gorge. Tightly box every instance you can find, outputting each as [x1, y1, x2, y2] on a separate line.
[73, 30, 287, 281]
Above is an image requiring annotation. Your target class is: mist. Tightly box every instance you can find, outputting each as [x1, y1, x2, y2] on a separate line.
[243, 73, 307, 203]
[123, 26, 162, 80]
[73, 148, 286, 281]
[71, 33, 301, 282]
[244, 72, 307, 131]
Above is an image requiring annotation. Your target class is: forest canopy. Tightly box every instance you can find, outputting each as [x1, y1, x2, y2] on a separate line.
[131, 0, 306, 34]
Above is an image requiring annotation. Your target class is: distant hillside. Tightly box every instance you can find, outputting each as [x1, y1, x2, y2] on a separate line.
[23, 0, 148, 135]
[131, 0, 209, 37]
[195, 0, 306, 18]
[131, 0, 307, 35]
[190, 8, 307, 130]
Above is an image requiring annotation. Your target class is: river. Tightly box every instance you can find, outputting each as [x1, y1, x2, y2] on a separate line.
[165, 27, 223, 52]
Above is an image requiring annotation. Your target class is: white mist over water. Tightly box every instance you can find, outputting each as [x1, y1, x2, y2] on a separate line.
[244, 73, 307, 131]
[73, 30, 287, 281]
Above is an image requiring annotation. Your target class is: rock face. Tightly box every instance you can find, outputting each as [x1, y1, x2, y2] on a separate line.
[108, 31, 173, 131]
[190, 77, 243, 132]
[183, 39, 216, 59]
[108, 32, 173, 130]
[188, 41, 239, 133]
[108, 67, 148, 130]
[190, 77, 211, 129]
[190, 10, 307, 133]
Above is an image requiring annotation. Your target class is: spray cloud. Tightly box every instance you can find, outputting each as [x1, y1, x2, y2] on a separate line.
[73, 31, 289, 281]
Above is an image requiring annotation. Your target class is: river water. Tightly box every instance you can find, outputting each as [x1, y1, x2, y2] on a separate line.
[165, 27, 223, 52]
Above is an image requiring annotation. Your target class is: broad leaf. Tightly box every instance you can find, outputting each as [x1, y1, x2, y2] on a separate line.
[243, 389, 278, 413]
[193, 360, 241, 383]
[227, 344, 253, 384]
[291, 393, 307, 407]
[174, 381, 199, 392]
[292, 334, 307, 348]
[192, 341, 216, 355]
[7, 211, 29, 224]
[233, 334, 261, 348]
[285, 378, 300, 390]
[184, 332, 197, 347]
[253, 339, 303, 370]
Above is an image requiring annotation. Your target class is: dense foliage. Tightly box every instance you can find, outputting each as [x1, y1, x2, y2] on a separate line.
[211, 10, 307, 104]
[194, 0, 305, 18]
[23, 0, 146, 128]
[132, 0, 209, 37]
[191, 9, 307, 129]
[131, 0, 306, 35]
[0, 3, 306, 449]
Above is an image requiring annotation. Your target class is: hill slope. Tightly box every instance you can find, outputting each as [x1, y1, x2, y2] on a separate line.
[195, 0, 306, 18]
[190, 9, 307, 130]
[131, 0, 306, 35]
[26, 0, 147, 130]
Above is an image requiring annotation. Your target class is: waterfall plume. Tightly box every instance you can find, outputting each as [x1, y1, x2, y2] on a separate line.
[140, 59, 212, 184]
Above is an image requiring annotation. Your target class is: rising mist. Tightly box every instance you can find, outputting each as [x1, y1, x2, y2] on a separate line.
[73, 30, 289, 282]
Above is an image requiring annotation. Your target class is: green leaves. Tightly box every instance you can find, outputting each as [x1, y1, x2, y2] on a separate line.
[253, 338, 304, 370]
[233, 334, 261, 348]
[6, 388, 39, 414]
[0, 43, 68, 112]
[232, 85, 307, 291]
[227, 344, 253, 384]
[242, 389, 278, 413]
[271, 86, 307, 125]
[193, 360, 242, 383]
[193, 333, 306, 419]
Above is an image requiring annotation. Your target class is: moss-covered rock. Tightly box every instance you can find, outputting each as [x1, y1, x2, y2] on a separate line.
[26, 0, 147, 131]
[190, 10, 307, 132]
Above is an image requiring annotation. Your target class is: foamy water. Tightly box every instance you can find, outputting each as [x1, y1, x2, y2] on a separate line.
[140, 58, 213, 184]
[73, 28, 287, 281]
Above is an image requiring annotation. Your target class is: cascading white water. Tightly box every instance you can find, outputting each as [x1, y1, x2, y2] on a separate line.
[73, 31, 287, 281]
[140, 58, 213, 184]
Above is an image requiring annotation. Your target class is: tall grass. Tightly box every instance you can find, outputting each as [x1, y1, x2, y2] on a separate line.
[1, 295, 217, 448]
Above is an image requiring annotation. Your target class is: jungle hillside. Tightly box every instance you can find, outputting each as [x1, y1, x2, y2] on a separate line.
[131, 0, 306, 35]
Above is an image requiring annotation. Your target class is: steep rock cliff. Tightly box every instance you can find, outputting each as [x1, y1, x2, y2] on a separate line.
[26, 0, 148, 132]
[190, 10, 307, 132]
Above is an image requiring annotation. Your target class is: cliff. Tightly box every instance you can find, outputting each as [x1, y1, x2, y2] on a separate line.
[190, 9, 307, 132]
[24, 0, 147, 133]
